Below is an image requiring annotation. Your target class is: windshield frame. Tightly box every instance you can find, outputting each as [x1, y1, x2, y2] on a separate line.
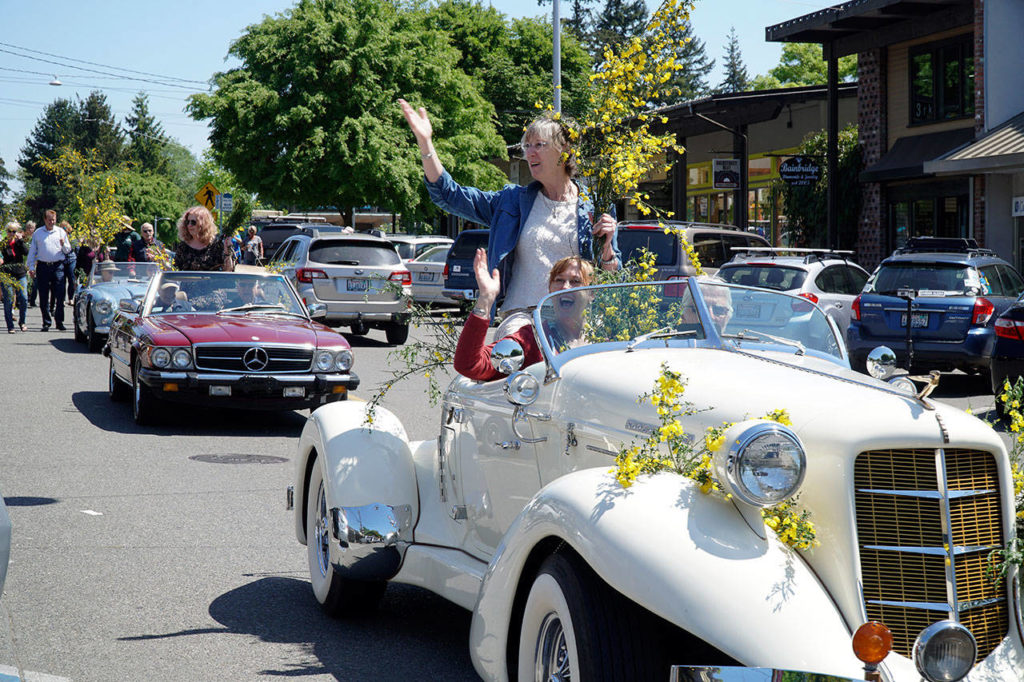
[141, 271, 309, 318]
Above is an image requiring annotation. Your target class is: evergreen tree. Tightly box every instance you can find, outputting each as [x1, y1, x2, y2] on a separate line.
[125, 92, 169, 174]
[662, 21, 715, 104]
[0, 157, 11, 212]
[18, 98, 79, 216]
[536, 0, 597, 40]
[591, 0, 647, 55]
[717, 26, 749, 93]
[76, 91, 124, 168]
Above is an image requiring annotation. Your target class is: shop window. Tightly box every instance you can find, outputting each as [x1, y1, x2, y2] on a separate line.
[891, 196, 968, 249]
[909, 36, 974, 125]
[748, 157, 772, 179]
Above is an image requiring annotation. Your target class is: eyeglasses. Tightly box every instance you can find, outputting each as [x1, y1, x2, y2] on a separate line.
[520, 141, 550, 153]
[185, 219, 198, 226]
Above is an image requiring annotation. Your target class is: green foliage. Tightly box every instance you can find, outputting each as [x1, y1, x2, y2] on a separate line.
[125, 93, 169, 174]
[591, 0, 648, 55]
[189, 0, 506, 222]
[536, 0, 597, 39]
[755, 43, 857, 89]
[0, 156, 11, 214]
[717, 27, 749, 93]
[113, 169, 189, 243]
[658, 20, 714, 103]
[779, 124, 861, 249]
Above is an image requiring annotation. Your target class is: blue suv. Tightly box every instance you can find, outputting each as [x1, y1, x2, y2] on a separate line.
[847, 237, 1024, 375]
[441, 229, 489, 307]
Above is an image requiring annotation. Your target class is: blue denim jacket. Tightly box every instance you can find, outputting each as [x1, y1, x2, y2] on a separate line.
[425, 170, 620, 304]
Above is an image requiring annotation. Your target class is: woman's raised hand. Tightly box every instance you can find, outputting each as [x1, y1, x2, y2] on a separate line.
[398, 98, 432, 144]
[473, 248, 499, 305]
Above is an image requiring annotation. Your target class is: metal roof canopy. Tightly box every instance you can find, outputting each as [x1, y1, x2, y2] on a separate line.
[925, 111, 1024, 176]
[765, 0, 973, 59]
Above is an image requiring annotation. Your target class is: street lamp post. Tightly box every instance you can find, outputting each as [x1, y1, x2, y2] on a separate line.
[552, 0, 561, 113]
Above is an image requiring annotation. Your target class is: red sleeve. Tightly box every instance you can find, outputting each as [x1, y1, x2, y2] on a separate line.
[453, 316, 544, 382]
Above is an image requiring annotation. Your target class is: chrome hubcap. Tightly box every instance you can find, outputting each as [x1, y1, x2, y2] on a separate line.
[313, 482, 330, 578]
[535, 613, 571, 682]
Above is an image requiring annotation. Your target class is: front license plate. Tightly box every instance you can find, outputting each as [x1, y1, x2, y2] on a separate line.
[417, 272, 435, 282]
[736, 303, 760, 318]
[346, 279, 368, 292]
[901, 312, 929, 328]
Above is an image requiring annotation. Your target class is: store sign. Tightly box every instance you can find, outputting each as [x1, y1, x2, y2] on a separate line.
[779, 156, 821, 187]
[1013, 196, 1024, 217]
[712, 159, 740, 190]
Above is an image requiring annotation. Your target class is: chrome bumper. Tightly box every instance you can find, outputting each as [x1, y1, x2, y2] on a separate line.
[329, 503, 413, 581]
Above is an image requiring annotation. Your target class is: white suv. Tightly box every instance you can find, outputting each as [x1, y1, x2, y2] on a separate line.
[271, 233, 412, 344]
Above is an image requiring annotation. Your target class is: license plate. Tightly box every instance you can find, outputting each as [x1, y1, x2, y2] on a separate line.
[901, 312, 929, 328]
[736, 303, 760, 318]
[417, 272, 436, 282]
[346, 279, 368, 292]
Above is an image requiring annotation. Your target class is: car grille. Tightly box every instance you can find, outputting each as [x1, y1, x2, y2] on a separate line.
[854, 448, 1007, 662]
[193, 345, 313, 373]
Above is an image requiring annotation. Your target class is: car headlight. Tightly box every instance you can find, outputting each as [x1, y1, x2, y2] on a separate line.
[334, 349, 353, 372]
[913, 621, 976, 682]
[713, 420, 806, 506]
[151, 348, 171, 368]
[171, 348, 192, 369]
[314, 350, 334, 372]
[94, 299, 113, 315]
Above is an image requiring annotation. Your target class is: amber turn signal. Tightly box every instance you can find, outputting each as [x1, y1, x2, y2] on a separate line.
[853, 621, 893, 665]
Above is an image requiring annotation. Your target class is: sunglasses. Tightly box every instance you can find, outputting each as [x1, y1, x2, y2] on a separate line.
[185, 218, 198, 226]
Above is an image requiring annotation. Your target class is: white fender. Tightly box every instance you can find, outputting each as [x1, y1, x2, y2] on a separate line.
[470, 468, 864, 682]
[293, 401, 418, 544]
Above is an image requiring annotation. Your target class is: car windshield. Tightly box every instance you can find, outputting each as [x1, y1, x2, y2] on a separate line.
[89, 261, 162, 285]
[867, 263, 976, 295]
[145, 272, 306, 316]
[535, 280, 842, 360]
[718, 264, 807, 291]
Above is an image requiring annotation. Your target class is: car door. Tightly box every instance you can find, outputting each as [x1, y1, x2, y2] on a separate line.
[813, 264, 868, 330]
[985, 263, 1024, 319]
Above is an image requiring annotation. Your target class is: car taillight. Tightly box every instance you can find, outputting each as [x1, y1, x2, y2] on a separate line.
[443, 264, 449, 278]
[851, 295, 862, 321]
[665, 275, 686, 297]
[798, 292, 819, 304]
[995, 318, 1024, 340]
[296, 268, 327, 284]
[389, 271, 412, 286]
[972, 297, 995, 325]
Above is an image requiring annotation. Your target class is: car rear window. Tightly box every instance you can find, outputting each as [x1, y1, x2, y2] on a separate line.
[308, 240, 400, 266]
[718, 265, 807, 290]
[449, 232, 489, 259]
[618, 229, 678, 266]
[870, 263, 973, 294]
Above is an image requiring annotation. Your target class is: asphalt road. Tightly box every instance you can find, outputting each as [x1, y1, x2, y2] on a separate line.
[0, 304, 1012, 681]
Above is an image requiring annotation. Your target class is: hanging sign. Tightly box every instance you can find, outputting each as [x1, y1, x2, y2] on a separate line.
[712, 159, 740, 190]
[779, 156, 821, 187]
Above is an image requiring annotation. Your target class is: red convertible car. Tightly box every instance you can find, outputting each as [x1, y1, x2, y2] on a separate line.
[105, 271, 359, 424]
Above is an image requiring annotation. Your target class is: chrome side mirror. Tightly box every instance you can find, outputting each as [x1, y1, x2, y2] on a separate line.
[866, 346, 898, 379]
[307, 303, 327, 319]
[118, 299, 139, 314]
[504, 370, 539, 406]
[491, 338, 525, 375]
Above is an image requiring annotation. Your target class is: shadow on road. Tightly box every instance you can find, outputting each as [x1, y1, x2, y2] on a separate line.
[118, 576, 478, 680]
[48, 337, 90, 354]
[71, 390, 307, 436]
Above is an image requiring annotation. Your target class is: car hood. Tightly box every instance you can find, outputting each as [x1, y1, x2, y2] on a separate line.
[88, 281, 150, 301]
[144, 314, 334, 347]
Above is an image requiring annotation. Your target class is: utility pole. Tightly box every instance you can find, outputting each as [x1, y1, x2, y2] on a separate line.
[553, 0, 562, 113]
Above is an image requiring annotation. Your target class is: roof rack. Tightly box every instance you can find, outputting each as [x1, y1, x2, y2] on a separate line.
[893, 237, 994, 257]
[729, 246, 854, 265]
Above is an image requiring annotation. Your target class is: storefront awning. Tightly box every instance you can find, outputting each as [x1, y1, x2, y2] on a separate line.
[923, 111, 1024, 175]
[860, 127, 975, 182]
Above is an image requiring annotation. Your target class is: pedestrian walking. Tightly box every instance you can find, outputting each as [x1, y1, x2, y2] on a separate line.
[242, 226, 263, 265]
[1, 221, 29, 333]
[110, 216, 139, 262]
[76, 237, 98, 285]
[26, 209, 72, 331]
[24, 221, 37, 307]
[131, 222, 163, 262]
[59, 220, 77, 305]
[172, 206, 234, 272]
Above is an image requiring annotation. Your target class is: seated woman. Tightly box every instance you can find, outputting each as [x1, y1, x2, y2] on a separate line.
[454, 249, 594, 382]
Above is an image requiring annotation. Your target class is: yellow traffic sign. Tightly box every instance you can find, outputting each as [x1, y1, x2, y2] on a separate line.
[195, 182, 220, 211]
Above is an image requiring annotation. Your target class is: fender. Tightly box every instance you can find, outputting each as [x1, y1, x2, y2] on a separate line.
[470, 468, 865, 682]
[293, 401, 419, 546]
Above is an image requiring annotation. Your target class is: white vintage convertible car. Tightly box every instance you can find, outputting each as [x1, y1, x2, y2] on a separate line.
[289, 278, 1024, 682]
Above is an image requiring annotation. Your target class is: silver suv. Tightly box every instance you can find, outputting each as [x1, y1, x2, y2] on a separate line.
[717, 248, 869, 331]
[271, 233, 412, 344]
[617, 222, 770, 277]
[387, 234, 453, 261]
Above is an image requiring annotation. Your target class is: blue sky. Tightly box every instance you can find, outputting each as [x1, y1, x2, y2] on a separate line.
[0, 0, 836, 194]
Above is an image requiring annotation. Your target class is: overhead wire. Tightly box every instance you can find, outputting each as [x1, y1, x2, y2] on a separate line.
[0, 41, 208, 86]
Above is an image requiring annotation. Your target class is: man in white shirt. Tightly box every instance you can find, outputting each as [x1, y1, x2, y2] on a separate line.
[26, 209, 72, 331]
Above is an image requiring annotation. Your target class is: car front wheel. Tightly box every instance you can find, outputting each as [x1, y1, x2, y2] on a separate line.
[109, 356, 130, 402]
[132, 358, 159, 425]
[73, 304, 86, 343]
[87, 312, 103, 353]
[516, 552, 665, 682]
[305, 462, 386, 616]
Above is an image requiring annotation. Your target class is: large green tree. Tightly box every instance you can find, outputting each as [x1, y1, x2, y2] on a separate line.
[0, 157, 11, 215]
[125, 92, 169, 174]
[428, 1, 592, 146]
[717, 27, 749, 93]
[188, 0, 506, 224]
[77, 92, 124, 168]
[536, 0, 597, 40]
[591, 0, 648, 55]
[751, 43, 857, 89]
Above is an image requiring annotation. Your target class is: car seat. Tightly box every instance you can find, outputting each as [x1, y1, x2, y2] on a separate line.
[765, 269, 786, 288]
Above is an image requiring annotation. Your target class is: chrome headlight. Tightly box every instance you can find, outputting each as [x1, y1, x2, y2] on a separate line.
[913, 621, 976, 682]
[151, 348, 171, 368]
[171, 348, 192, 369]
[334, 349, 353, 372]
[94, 299, 113, 315]
[714, 420, 806, 506]
[314, 350, 334, 372]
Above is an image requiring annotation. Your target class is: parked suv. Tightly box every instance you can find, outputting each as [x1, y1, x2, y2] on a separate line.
[259, 223, 348, 256]
[847, 236, 1024, 374]
[717, 248, 869, 331]
[617, 222, 770, 277]
[271, 233, 412, 344]
[442, 229, 489, 305]
[387, 234, 453, 261]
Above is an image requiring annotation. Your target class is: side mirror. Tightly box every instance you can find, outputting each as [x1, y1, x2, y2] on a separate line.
[118, 299, 139, 314]
[307, 303, 327, 319]
[491, 338, 525, 375]
[866, 346, 898, 380]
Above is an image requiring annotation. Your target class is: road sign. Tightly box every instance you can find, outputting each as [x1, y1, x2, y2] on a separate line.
[195, 182, 220, 211]
[217, 193, 233, 214]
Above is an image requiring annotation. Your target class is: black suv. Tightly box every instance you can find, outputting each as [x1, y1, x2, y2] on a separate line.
[442, 229, 489, 305]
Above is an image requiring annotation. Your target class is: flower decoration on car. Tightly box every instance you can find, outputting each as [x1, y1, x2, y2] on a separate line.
[987, 378, 1024, 582]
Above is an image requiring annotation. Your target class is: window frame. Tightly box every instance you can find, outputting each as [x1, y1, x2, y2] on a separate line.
[907, 34, 975, 126]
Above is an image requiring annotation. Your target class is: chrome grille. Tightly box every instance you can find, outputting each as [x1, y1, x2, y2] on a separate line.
[854, 448, 1007, 661]
[193, 344, 313, 373]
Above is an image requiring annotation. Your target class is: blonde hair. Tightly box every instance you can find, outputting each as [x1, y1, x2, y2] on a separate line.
[521, 112, 577, 177]
[177, 206, 217, 245]
[548, 256, 594, 286]
[5, 221, 20, 232]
